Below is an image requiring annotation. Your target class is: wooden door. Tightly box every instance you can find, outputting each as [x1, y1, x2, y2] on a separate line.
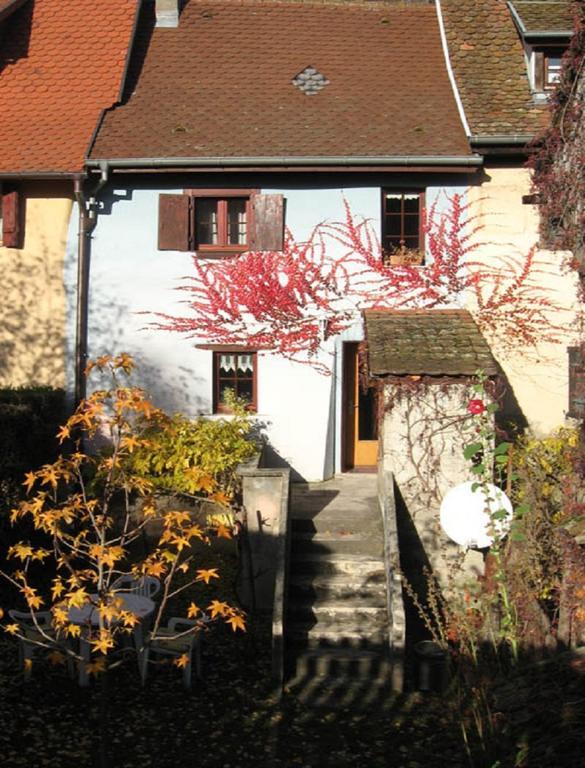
[342, 343, 379, 471]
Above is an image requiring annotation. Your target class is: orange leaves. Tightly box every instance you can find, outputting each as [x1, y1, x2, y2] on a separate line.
[173, 653, 190, 669]
[8, 542, 34, 561]
[207, 600, 229, 619]
[196, 568, 219, 585]
[90, 631, 115, 655]
[4, 623, 20, 635]
[88, 544, 125, 569]
[22, 471, 36, 493]
[187, 602, 201, 618]
[67, 588, 90, 609]
[225, 614, 246, 633]
[22, 587, 43, 611]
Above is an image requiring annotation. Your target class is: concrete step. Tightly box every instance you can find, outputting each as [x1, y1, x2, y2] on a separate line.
[291, 648, 394, 680]
[289, 574, 386, 606]
[291, 532, 384, 557]
[290, 552, 385, 578]
[285, 674, 394, 709]
[288, 604, 388, 630]
[288, 621, 388, 647]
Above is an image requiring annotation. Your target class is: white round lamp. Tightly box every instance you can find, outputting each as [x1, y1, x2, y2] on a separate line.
[440, 481, 513, 549]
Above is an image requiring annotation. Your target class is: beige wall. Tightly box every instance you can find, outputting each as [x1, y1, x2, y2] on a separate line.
[0, 182, 72, 388]
[468, 165, 582, 435]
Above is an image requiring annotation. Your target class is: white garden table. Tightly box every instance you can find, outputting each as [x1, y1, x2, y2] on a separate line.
[68, 593, 155, 686]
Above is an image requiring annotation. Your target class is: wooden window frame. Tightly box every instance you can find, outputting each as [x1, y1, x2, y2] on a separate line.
[381, 189, 425, 265]
[534, 46, 565, 92]
[212, 349, 258, 414]
[184, 188, 259, 259]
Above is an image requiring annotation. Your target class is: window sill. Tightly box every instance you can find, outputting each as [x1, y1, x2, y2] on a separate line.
[194, 247, 248, 260]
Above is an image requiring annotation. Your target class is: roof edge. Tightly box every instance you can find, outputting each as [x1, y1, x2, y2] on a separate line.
[469, 134, 534, 147]
[0, 0, 28, 23]
[86, 155, 484, 169]
[507, 1, 572, 40]
[435, 0, 472, 138]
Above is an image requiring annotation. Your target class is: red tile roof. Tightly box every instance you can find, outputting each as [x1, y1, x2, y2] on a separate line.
[0, 0, 138, 175]
[441, 0, 548, 137]
[89, 0, 473, 164]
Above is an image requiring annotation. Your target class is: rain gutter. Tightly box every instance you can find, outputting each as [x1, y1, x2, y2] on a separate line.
[73, 164, 110, 406]
[469, 135, 534, 147]
[86, 155, 484, 169]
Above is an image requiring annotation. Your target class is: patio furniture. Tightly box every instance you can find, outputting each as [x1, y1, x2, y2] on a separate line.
[112, 574, 161, 599]
[8, 609, 74, 680]
[140, 618, 202, 689]
[67, 592, 155, 686]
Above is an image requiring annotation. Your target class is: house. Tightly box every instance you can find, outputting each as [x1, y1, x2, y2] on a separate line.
[0, 0, 139, 393]
[63, 0, 578, 484]
[0, 0, 580, 483]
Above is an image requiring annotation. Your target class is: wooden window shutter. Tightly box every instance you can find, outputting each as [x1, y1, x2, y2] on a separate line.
[158, 194, 192, 251]
[2, 189, 21, 248]
[568, 346, 585, 418]
[534, 51, 544, 91]
[250, 194, 285, 251]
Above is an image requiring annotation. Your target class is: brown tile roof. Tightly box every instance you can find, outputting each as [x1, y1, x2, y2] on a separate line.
[509, 1, 574, 35]
[89, 0, 472, 163]
[0, 0, 139, 175]
[365, 309, 498, 376]
[441, 0, 548, 137]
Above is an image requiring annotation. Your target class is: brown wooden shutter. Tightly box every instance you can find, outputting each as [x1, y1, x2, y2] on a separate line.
[2, 189, 21, 248]
[568, 346, 585, 418]
[250, 194, 285, 251]
[534, 51, 545, 91]
[158, 194, 191, 251]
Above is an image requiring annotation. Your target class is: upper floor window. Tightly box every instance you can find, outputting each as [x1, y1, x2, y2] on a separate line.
[158, 190, 285, 257]
[532, 47, 566, 93]
[382, 190, 425, 265]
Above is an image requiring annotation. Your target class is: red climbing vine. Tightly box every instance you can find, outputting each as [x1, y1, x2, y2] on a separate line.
[151, 193, 567, 371]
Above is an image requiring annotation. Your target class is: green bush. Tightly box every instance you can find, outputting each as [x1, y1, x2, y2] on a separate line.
[126, 400, 258, 500]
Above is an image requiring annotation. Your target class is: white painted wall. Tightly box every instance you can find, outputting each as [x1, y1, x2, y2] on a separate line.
[73, 182, 457, 481]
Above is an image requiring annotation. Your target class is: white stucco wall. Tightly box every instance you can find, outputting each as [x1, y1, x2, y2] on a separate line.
[75, 182, 459, 481]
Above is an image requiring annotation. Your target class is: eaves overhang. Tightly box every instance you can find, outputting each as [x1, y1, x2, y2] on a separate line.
[507, 1, 573, 41]
[0, 0, 28, 24]
[86, 155, 484, 171]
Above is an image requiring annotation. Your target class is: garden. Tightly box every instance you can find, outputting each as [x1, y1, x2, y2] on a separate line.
[0, 355, 583, 768]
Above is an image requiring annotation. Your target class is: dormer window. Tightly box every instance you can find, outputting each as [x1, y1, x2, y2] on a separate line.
[533, 47, 564, 92]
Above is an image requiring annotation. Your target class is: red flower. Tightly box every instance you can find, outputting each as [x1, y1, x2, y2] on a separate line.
[467, 399, 486, 415]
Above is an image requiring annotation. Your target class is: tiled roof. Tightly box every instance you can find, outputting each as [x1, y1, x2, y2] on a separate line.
[441, 0, 548, 137]
[509, 1, 574, 35]
[0, 0, 138, 175]
[89, 0, 472, 163]
[365, 309, 499, 376]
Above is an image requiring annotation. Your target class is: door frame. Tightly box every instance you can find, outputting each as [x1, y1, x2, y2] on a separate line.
[341, 342, 379, 472]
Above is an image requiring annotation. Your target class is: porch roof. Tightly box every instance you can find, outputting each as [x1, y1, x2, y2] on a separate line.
[364, 309, 499, 377]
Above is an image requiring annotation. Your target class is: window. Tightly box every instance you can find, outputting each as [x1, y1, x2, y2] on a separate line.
[533, 47, 565, 92]
[213, 351, 257, 413]
[568, 346, 585, 419]
[158, 190, 285, 256]
[381, 190, 424, 264]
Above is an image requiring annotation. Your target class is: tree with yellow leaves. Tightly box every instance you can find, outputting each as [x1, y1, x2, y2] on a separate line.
[0, 354, 247, 765]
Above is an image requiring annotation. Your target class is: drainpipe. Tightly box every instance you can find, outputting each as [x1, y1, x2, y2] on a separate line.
[73, 164, 109, 406]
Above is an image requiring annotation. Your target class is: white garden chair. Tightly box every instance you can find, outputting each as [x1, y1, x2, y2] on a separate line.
[112, 574, 161, 599]
[8, 609, 74, 680]
[140, 618, 202, 689]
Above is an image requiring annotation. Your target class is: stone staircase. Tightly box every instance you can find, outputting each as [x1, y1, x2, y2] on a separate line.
[285, 474, 395, 707]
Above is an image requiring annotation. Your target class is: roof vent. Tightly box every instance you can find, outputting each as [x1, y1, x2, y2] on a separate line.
[156, 0, 179, 28]
[292, 66, 330, 96]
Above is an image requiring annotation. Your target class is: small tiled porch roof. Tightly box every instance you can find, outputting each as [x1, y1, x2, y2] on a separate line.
[89, 0, 473, 165]
[364, 309, 499, 377]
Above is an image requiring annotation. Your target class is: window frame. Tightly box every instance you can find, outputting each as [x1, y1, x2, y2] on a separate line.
[381, 188, 425, 265]
[533, 46, 565, 92]
[212, 349, 258, 414]
[184, 188, 258, 259]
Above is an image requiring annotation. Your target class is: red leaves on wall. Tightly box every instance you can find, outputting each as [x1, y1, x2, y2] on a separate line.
[151, 194, 568, 371]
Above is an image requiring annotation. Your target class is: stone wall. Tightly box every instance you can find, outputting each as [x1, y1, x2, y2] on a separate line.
[380, 379, 485, 587]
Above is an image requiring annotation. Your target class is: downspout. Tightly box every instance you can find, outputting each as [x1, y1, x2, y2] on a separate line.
[73, 164, 109, 406]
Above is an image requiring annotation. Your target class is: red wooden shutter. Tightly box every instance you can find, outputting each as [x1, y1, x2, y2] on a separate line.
[250, 194, 285, 251]
[534, 51, 545, 91]
[2, 189, 21, 248]
[158, 194, 191, 250]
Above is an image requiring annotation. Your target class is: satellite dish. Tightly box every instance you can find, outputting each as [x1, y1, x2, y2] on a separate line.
[440, 481, 513, 549]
